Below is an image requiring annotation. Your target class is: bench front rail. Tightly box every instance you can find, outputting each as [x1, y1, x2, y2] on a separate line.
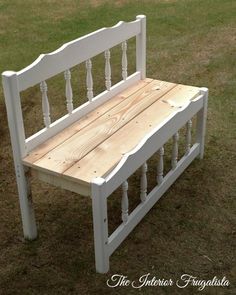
[2, 15, 208, 273]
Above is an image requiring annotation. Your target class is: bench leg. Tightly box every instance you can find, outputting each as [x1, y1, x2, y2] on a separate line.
[15, 165, 37, 240]
[196, 87, 208, 159]
[2, 72, 37, 240]
[91, 178, 109, 273]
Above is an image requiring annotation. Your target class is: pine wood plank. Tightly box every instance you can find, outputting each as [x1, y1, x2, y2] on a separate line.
[32, 170, 90, 197]
[32, 80, 176, 174]
[23, 78, 152, 165]
[63, 84, 200, 184]
[64, 101, 173, 184]
[161, 84, 200, 107]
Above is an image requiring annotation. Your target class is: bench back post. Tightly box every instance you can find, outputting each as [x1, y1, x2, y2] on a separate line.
[2, 71, 26, 158]
[2, 71, 38, 240]
[136, 15, 146, 79]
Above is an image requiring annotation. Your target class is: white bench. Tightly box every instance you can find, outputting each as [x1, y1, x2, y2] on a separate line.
[2, 15, 208, 273]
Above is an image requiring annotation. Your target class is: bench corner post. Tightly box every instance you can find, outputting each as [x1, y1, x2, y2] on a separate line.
[2, 71, 37, 240]
[91, 177, 109, 273]
[136, 14, 146, 79]
[196, 87, 208, 159]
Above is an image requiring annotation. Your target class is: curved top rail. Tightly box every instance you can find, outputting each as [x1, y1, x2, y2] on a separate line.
[16, 18, 142, 91]
[104, 93, 204, 196]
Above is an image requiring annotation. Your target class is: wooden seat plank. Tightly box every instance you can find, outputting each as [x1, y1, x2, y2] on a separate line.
[161, 84, 200, 107]
[63, 83, 200, 185]
[64, 101, 173, 184]
[23, 78, 152, 164]
[29, 80, 176, 174]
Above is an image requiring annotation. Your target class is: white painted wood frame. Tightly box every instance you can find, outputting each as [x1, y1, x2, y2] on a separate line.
[136, 15, 146, 79]
[2, 72, 37, 239]
[196, 88, 208, 158]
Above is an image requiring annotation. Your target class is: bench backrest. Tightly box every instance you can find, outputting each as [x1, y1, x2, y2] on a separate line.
[2, 15, 146, 157]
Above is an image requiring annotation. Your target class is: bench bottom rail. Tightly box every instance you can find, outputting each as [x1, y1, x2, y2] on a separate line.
[108, 142, 200, 257]
[92, 142, 201, 273]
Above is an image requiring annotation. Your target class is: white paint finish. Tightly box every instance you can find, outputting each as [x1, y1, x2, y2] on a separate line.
[185, 119, 192, 155]
[171, 132, 179, 169]
[64, 69, 73, 114]
[121, 41, 128, 80]
[2, 72, 37, 239]
[17, 19, 141, 91]
[86, 59, 93, 101]
[105, 94, 204, 196]
[140, 162, 148, 202]
[157, 146, 164, 184]
[121, 181, 129, 223]
[196, 88, 208, 159]
[2, 72, 27, 157]
[104, 49, 111, 90]
[91, 178, 109, 273]
[25, 72, 141, 152]
[136, 15, 146, 79]
[108, 143, 200, 256]
[40, 81, 51, 128]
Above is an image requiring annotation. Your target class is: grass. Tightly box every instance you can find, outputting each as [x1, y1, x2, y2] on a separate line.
[0, 0, 236, 294]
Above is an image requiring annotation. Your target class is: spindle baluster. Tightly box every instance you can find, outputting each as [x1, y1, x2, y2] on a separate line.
[64, 69, 73, 114]
[121, 41, 128, 80]
[140, 162, 148, 202]
[104, 49, 111, 90]
[86, 59, 93, 101]
[171, 132, 179, 169]
[157, 147, 164, 185]
[121, 181, 129, 223]
[185, 119, 192, 154]
[40, 81, 51, 128]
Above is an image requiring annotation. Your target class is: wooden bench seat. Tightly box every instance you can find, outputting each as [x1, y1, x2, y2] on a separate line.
[23, 78, 200, 195]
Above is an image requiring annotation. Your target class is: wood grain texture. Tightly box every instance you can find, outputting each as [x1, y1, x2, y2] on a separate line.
[64, 83, 200, 184]
[23, 79, 201, 188]
[64, 99, 174, 184]
[23, 79, 151, 165]
[161, 84, 200, 107]
[30, 80, 176, 174]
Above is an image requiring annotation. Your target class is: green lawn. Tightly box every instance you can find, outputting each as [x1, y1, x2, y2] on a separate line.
[0, 0, 235, 294]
